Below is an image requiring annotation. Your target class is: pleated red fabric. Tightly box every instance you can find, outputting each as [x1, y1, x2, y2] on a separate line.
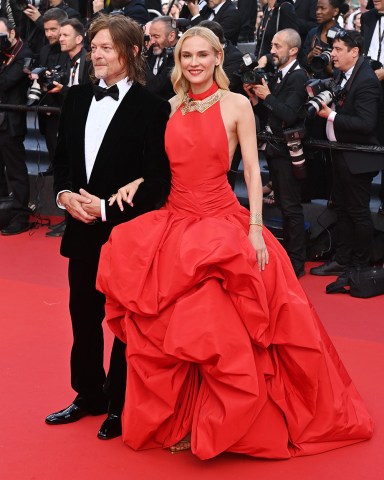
[97, 82, 373, 460]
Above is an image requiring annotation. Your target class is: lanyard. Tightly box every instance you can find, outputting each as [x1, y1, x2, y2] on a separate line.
[378, 18, 384, 62]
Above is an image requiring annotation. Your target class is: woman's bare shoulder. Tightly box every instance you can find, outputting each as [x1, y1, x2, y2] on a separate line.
[222, 90, 249, 106]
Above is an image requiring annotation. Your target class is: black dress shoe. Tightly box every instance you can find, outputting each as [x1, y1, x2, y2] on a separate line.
[45, 403, 90, 425]
[97, 414, 122, 440]
[310, 260, 346, 276]
[1, 222, 31, 236]
[326, 271, 351, 294]
[378, 203, 384, 216]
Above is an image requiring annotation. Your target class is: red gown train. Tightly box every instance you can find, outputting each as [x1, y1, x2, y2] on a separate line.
[97, 83, 373, 460]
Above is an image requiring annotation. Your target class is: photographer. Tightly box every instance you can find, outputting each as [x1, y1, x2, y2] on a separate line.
[0, 17, 32, 235]
[245, 28, 308, 278]
[32, 7, 69, 175]
[19, 0, 81, 54]
[145, 15, 177, 100]
[310, 30, 384, 290]
[301, 0, 349, 78]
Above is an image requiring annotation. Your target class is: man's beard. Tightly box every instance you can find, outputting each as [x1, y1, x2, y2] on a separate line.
[273, 54, 289, 68]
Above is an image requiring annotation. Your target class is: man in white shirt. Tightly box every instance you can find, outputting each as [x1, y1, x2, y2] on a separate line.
[46, 14, 171, 441]
[311, 30, 384, 290]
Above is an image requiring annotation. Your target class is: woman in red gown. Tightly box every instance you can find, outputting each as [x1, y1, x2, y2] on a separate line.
[97, 26, 373, 460]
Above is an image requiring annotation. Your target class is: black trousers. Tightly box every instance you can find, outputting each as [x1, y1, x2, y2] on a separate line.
[39, 113, 60, 164]
[267, 154, 306, 274]
[331, 152, 375, 267]
[0, 134, 30, 224]
[68, 257, 127, 414]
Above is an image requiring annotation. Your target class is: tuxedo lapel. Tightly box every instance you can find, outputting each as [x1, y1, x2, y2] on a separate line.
[72, 85, 93, 186]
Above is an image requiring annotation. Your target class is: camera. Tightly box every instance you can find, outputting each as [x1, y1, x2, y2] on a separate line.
[304, 78, 342, 118]
[31, 65, 67, 91]
[239, 53, 270, 85]
[366, 56, 383, 72]
[310, 26, 339, 73]
[0, 33, 10, 52]
[311, 48, 332, 73]
[283, 126, 307, 180]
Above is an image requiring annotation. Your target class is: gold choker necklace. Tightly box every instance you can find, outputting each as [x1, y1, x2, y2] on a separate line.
[181, 89, 224, 115]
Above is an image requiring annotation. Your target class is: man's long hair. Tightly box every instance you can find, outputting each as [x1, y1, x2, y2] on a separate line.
[171, 26, 229, 100]
[88, 13, 146, 85]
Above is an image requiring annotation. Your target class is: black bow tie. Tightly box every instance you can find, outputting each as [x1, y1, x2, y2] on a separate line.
[275, 70, 283, 81]
[93, 84, 119, 101]
[337, 72, 346, 84]
[206, 6, 215, 16]
[377, 11, 384, 19]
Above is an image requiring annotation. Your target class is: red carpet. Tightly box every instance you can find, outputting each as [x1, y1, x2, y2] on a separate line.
[1, 224, 383, 479]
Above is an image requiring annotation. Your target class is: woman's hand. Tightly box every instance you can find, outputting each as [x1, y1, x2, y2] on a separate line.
[108, 178, 144, 211]
[248, 226, 269, 271]
[307, 45, 323, 63]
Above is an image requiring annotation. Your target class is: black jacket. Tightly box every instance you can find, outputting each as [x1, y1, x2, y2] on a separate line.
[333, 58, 384, 174]
[145, 49, 175, 100]
[255, 62, 308, 157]
[53, 81, 171, 260]
[0, 39, 32, 136]
[181, 0, 242, 45]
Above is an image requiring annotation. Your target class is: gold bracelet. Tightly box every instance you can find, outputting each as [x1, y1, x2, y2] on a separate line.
[249, 213, 263, 227]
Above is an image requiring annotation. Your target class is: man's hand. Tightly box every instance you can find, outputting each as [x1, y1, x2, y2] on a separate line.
[79, 189, 102, 218]
[316, 101, 332, 119]
[307, 45, 323, 62]
[93, 0, 104, 13]
[375, 68, 384, 82]
[48, 81, 63, 94]
[253, 79, 271, 101]
[58, 191, 97, 224]
[23, 5, 41, 22]
[186, 0, 199, 16]
[243, 83, 259, 106]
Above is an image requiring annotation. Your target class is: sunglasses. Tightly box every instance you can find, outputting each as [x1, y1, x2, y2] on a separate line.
[334, 30, 359, 47]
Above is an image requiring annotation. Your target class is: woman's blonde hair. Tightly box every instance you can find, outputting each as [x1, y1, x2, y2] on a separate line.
[171, 26, 230, 100]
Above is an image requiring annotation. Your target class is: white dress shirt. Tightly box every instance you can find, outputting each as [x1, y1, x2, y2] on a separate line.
[326, 66, 353, 142]
[367, 17, 384, 65]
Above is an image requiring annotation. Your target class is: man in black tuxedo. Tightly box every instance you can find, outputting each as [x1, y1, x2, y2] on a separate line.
[311, 30, 384, 290]
[0, 17, 32, 235]
[245, 28, 308, 278]
[181, 0, 241, 45]
[46, 14, 171, 440]
[361, 0, 384, 214]
[145, 15, 177, 100]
